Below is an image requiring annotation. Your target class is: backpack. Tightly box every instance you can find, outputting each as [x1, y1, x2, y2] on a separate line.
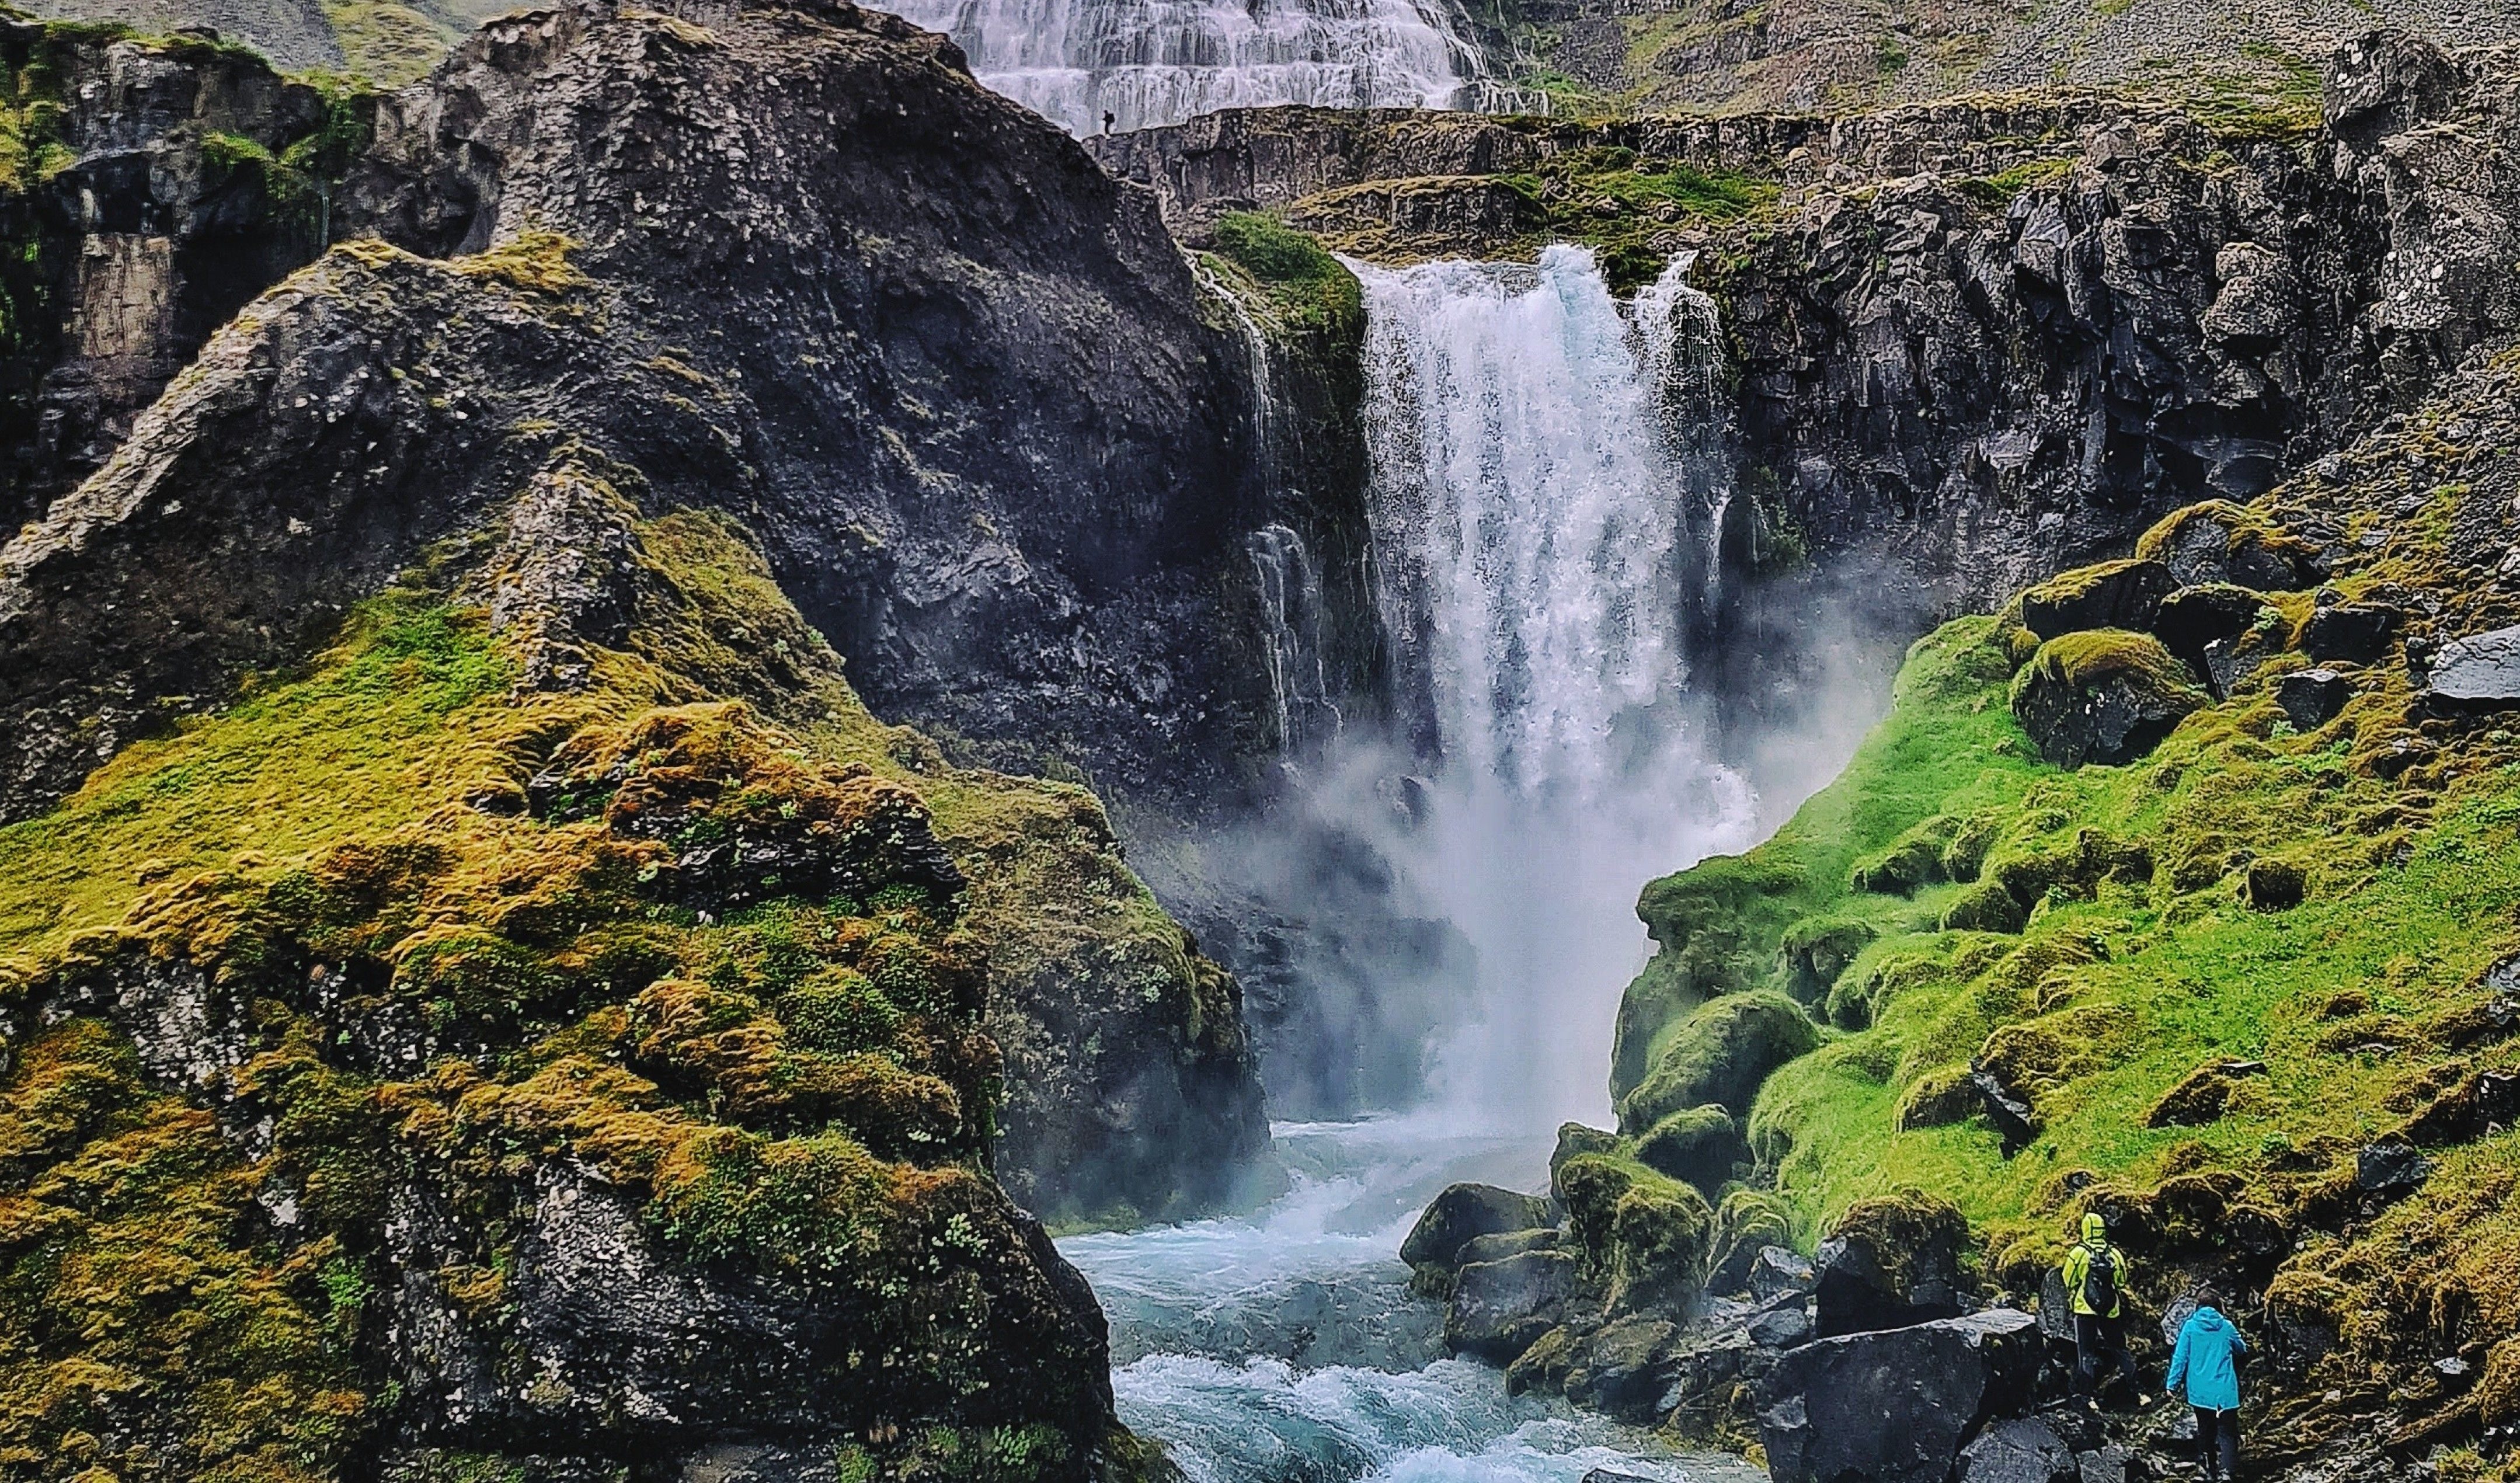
[2079, 1242, 2119, 1314]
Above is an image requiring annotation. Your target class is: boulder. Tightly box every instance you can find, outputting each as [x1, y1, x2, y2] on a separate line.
[1958, 1416, 2079, 1483]
[1707, 1191, 1797, 1294]
[2010, 631, 2206, 768]
[1634, 1105, 1750, 1193]
[1749, 1304, 1816, 1350]
[1973, 1061, 2042, 1157]
[2300, 602, 2400, 663]
[1812, 1190, 1972, 1338]
[2017, 559, 2176, 641]
[2274, 667, 2354, 731]
[1555, 1154, 1716, 1318]
[2426, 624, 2520, 707]
[1551, 1122, 1624, 1185]
[1403, 1183, 1555, 1270]
[2242, 857, 2307, 911]
[2150, 584, 2271, 675]
[1757, 1308, 2042, 1483]
[1559, 1314, 1682, 1418]
[1618, 990, 1821, 1130]
[2135, 501, 2319, 590]
[1750, 1246, 1819, 1304]
[2355, 1139, 2435, 1204]
[1445, 1249, 1580, 1361]
[2076, 1444, 2135, 1483]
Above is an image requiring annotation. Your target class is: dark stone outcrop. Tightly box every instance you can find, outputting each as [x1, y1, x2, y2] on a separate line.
[1811, 1192, 1973, 1339]
[2300, 601, 2402, 663]
[0, 0, 1271, 1233]
[2425, 622, 2520, 706]
[2274, 667, 2354, 730]
[1403, 1182, 1557, 1269]
[1758, 1308, 2043, 1483]
[2151, 584, 2273, 676]
[0, 19, 353, 533]
[2011, 631, 2208, 767]
[1957, 1416, 2080, 1483]
[1447, 1249, 1582, 1361]
[2017, 560, 2177, 642]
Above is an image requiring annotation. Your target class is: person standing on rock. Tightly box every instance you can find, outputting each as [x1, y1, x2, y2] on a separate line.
[2061, 1212, 2139, 1401]
[2167, 1289, 2248, 1482]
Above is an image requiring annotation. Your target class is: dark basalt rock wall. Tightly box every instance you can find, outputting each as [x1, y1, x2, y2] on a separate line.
[0, 18, 354, 534]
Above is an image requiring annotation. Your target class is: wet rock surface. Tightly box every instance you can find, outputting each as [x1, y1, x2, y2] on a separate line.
[1759, 1309, 2043, 1483]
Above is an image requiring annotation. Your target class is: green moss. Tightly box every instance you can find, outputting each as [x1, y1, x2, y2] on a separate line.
[1633, 1103, 1745, 1192]
[1957, 157, 2075, 206]
[1553, 1153, 1714, 1316]
[1207, 213, 1363, 338]
[0, 497, 1168, 1471]
[1619, 990, 1819, 1132]
[1693, 464, 2520, 1441]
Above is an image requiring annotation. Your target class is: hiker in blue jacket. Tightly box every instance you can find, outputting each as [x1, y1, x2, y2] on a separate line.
[2167, 1287, 2250, 1482]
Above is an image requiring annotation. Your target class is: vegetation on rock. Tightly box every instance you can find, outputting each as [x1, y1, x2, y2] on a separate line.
[0, 497, 1174, 1477]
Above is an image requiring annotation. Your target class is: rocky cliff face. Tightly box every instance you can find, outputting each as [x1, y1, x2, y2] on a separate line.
[9, 0, 1280, 1274]
[0, 16, 364, 535]
[1095, 44, 2518, 737]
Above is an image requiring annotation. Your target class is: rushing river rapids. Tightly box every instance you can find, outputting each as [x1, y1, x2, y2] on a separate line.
[1061, 1120, 1767, 1483]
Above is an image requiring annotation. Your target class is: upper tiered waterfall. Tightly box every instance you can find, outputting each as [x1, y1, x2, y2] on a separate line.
[882, 0, 1488, 134]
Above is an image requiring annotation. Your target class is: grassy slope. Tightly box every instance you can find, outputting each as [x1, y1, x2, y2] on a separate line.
[0, 504, 1176, 1478]
[1614, 350, 2520, 1469]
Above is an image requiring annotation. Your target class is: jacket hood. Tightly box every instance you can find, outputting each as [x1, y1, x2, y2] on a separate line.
[2190, 1306, 2228, 1332]
[2082, 1213, 2108, 1244]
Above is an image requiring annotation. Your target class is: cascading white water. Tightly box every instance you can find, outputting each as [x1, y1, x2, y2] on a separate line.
[1055, 248, 1763, 1481]
[1339, 245, 1758, 1129]
[882, 0, 1505, 135]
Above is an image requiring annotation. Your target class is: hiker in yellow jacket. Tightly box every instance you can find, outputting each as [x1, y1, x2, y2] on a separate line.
[2062, 1212, 2140, 1400]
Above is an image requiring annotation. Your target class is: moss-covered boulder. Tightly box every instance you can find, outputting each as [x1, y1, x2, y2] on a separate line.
[1633, 1103, 1750, 1193]
[1707, 1188, 1797, 1295]
[1781, 916, 1879, 1005]
[2150, 583, 2275, 678]
[1554, 1153, 1715, 1318]
[1618, 990, 1821, 1133]
[1446, 1249, 1581, 1361]
[2009, 629, 2207, 767]
[1849, 815, 1961, 896]
[1402, 1182, 1557, 1270]
[1611, 856, 1806, 1095]
[2136, 499, 2320, 590]
[2016, 558, 2177, 641]
[1812, 1190, 1974, 1337]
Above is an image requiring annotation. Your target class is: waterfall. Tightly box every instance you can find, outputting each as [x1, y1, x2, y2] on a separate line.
[1320, 245, 1756, 1129]
[1248, 524, 1341, 757]
[882, 0, 1509, 135]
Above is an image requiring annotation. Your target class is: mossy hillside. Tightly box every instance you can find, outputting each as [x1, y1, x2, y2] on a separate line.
[1628, 357, 2520, 1460]
[1608, 616, 2045, 1101]
[0, 506, 1165, 1477]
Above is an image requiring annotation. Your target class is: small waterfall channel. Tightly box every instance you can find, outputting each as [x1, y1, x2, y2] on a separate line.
[1060, 248, 1763, 1481]
[882, 0, 1537, 135]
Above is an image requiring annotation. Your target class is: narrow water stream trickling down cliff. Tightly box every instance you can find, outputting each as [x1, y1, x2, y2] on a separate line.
[882, 0, 1495, 133]
[1058, 249, 1763, 1481]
